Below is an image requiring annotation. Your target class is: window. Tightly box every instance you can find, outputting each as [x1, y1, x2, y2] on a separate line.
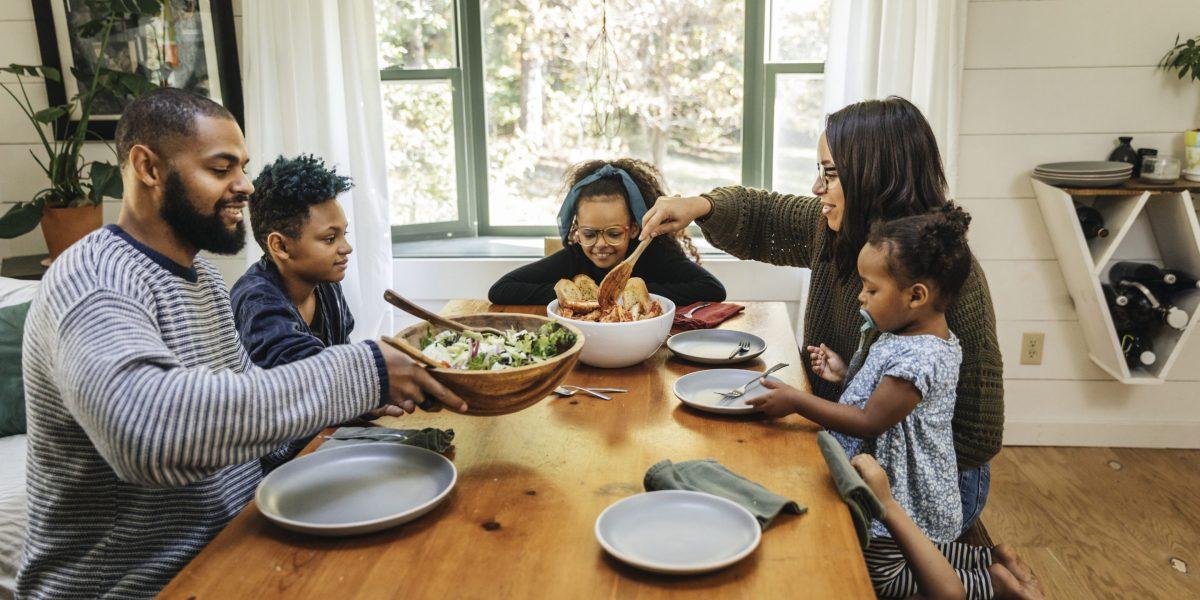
[764, 0, 828, 193]
[374, 0, 829, 242]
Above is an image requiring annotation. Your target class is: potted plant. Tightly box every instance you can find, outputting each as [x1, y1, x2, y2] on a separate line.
[1159, 33, 1200, 181]
[0, 0, 160, 260]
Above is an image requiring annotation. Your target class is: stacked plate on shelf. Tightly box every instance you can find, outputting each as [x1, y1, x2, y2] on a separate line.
[1033, 161, 1132, 187]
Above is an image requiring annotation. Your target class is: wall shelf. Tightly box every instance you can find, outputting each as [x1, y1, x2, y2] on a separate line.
[1032, 179, 1200, 384]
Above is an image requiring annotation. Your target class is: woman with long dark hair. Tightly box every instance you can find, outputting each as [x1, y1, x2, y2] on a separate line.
[640, 97, 1003, 531]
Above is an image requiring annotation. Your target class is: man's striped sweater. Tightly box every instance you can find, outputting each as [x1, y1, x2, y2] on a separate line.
[18, 225, 387, 599]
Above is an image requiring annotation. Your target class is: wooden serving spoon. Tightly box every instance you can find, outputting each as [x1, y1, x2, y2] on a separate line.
[384, 289, 505, 336]
[380, 335, 444, 369]
[596, 239, 651, 309]
[379, 336, 450, 412]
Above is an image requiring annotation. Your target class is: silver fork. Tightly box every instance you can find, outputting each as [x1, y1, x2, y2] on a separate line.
[553, 385, 627, 401]
[727, 339, 751, 359]
[715, 363, 788, 405]
[320, 432, 416, 442]
[681, 302, 712, 318]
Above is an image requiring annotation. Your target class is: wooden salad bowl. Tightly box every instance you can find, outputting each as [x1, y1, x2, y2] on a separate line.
[389, 313, 585, 416]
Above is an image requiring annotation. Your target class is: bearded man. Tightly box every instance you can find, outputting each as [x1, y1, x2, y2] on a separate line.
[17, 88, 466, 599]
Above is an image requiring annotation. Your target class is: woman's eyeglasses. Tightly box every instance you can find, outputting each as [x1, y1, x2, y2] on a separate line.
[817, 163, 839, 189]
[576, 225, 631, 247]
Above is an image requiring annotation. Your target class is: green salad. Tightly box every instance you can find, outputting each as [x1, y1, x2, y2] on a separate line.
[419, 323, 576, 370]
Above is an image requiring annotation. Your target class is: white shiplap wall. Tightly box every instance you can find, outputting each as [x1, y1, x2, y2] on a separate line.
[0, 0, 247, 284]
[960, 0, 1200, 447]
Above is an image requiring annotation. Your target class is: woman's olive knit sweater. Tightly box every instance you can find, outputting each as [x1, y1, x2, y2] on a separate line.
[698, 187, 1005, 470]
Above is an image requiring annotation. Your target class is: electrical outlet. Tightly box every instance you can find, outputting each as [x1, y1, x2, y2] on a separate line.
[1020, 332, 1045, 365]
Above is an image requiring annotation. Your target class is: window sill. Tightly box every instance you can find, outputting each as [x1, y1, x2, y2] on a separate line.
[392, 236, 732, 259]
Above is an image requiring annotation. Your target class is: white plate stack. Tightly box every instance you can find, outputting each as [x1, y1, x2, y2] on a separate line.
[1033, 161, 1133, 188]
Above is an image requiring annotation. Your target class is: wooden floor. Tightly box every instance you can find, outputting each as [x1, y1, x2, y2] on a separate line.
[986, 447, 1199, 599]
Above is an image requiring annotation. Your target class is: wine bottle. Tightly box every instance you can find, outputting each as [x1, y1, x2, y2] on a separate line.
[1102, 283, 1129, 308]
[1161, 269, 1200, 296]
[1116, 281, 1190, 331]
[1120, 332, 1156, 368]
[1109, 261, 1175, 287]
[1075, 206, 1109, 239]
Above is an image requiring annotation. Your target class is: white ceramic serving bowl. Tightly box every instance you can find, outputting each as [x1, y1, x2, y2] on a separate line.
[547, 294, 675, 368]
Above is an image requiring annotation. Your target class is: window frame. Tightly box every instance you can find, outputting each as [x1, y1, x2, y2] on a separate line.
[381, 0, 826, 243]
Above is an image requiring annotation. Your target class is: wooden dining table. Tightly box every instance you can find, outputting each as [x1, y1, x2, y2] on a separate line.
[160, 301, 874, 599]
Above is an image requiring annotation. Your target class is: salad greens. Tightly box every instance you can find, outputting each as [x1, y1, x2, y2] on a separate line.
[419, 323, 576, 370]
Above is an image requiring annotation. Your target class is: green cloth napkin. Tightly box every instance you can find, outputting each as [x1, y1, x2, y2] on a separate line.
[318, 427, 455, 453]
[0, 302, 31, 437]
[644, 459, 806, 530]
[816, 431, 887, 548]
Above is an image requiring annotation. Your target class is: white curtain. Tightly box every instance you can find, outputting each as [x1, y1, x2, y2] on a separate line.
[823, 0, 969, 194]
[243, 0, 393, 341]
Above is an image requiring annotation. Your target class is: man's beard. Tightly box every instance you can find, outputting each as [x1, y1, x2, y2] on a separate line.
[160, 171, 247, 255]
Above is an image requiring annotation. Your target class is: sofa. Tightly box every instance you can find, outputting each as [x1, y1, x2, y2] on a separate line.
[0, 276, 36, 600]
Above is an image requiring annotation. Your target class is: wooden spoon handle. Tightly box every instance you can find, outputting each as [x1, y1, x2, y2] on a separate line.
[380, 335, 443, 369]
[384, 289, 467, 333]
[625, 238, 651, 267]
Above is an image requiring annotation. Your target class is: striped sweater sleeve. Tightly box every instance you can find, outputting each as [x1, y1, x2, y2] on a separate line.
[55, 289, 384, 488]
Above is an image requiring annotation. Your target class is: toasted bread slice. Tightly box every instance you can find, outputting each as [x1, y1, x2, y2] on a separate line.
[555, 278, 584, 304]
[572, 274, 599, 300]
[560, 299, 600, 313]
[620, 277, 651, 309]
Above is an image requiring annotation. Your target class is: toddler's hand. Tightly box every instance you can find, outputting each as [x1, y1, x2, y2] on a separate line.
[744, 379, 803, 418]
[806, 343, 847, 383]
[850, 454, 894, 502]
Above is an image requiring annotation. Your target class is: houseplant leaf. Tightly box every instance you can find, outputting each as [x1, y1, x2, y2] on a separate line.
[96, 68, 159, 98]
[32, 106, 67, 124]
[0, 201, 45, 239]
[87, 162, 123, 204]
[116, 71, 159, 96]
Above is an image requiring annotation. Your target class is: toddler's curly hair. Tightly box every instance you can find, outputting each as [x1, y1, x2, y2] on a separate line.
[866, 202, 972, 311]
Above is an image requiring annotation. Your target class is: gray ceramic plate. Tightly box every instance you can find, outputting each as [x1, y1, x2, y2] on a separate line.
[1034, 161, 1133, 174]
[667, 329, 767, 365]
[256, 443, 457, 536]
[673, 369, 783, 415]
[595, 490, 761, 575]
[1033, 174, 1129, 187]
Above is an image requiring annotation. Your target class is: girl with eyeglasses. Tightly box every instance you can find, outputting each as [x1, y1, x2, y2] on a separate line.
[488, 158, 725, 306]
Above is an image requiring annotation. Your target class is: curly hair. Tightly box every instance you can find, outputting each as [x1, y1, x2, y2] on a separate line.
[866, 202, 972, 311]
[562, 157, 702, 263]
[249, 154, 353, 254]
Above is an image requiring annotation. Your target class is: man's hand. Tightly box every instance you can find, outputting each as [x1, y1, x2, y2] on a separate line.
[743, 379, 805, 418]
[639, 195, 712, 241]
[807, 343, 847, 383]
[368, 405, 407, 418]
[377, 343, 468, 413]
[850, 454, 894, 503]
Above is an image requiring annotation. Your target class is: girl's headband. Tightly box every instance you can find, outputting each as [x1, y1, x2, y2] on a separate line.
[557, 164, 649, 243]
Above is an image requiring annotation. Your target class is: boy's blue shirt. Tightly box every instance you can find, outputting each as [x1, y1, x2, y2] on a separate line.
[230, 256, 355, 368]
[230, 256, 358, 474]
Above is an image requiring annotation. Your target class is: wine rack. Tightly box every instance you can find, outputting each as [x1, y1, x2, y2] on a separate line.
[1031, 179, 1200, 383]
